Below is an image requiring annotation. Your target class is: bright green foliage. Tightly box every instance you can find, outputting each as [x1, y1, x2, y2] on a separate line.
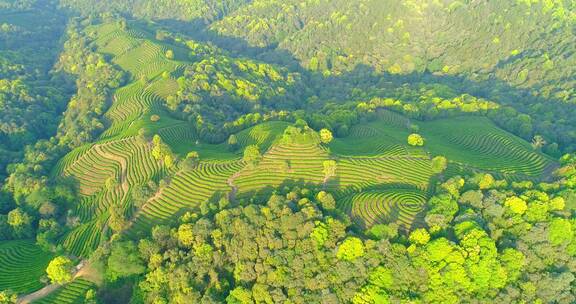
[46, 256, 74, 284]
[413, 222, 510, 303]
[353, 266, 394, 304]
[2, 5, 575, 304]
[183, 151, 200, 169]
[226, 287, 253, 304]
[478, 174, 495, 190]
[228, 134, 238, 150]
[505, 196, 528, 215]
[243, 145, 261, 166]
[368, 267, 394, 289]
[310, 221, 329, 247]
[500, 248, 525, 281]
[319, 128, 333, 144]
[137, 193, 367, 303]
[352, 285, 389, 304]
[0, 291, 17, 304]
[367, 224, 399, 240]
[549, 218, 573, 245]
[177, 223, 195, 247]
[165, 49, 174, 59]
[337, 237, 365, 261]
[164, 154, 174, 168]
[84, 289, 97, 304]
[431, 156, 448, 174]
[409, 228, 431, 245]
[407, 133, 424, 146]
[6, 208, 32, 238]
[524, 201, 549, 222]
[549, 197, 565, 210]
[317, 191, 336, 210]
[323, 160, 337, 179]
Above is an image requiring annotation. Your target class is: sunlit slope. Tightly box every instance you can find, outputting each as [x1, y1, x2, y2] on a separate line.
[421, 116, 554, 177]
[332, 111, 554, 178]
[50, 20, 556, 245]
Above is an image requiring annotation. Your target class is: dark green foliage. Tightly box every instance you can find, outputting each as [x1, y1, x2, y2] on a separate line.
[0, 2, 69, 176]
[106, 241, 146, 281]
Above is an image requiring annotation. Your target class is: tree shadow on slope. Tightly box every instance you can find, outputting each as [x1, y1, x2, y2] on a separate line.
[153, 17, 576, 152]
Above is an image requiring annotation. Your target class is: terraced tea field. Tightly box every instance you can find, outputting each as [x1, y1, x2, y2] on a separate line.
[233, 143, 329, 197]
[332, 111, 554, 179]
[60, 219, 108, 257]
[54, 136, 169, 256]
[33, 279, 95, 304]
[46, 21, 557, 247]
[127, 160, 244, 237]
[0, 240, 53, 294]
[329, 111, 425, 158]
[420, 117, 554, 177]
[338, 189, 428, 230]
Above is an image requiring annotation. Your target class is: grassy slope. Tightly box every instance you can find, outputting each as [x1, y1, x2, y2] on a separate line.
[0, 240, 54, 294]
[33, 278, 95, 304]
[53, 21, 556, 245]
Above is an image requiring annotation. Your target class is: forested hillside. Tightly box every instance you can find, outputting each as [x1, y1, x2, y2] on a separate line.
[0, 1, 575, 303]
[58, 0, 576, 154]
[0, 0, 70, 177]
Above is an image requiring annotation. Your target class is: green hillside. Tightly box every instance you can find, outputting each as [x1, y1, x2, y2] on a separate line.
[0, 2, 575, 304]
[0, 240, 54, 294]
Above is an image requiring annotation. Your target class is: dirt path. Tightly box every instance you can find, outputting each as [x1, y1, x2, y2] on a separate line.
[17, 260, 87, 304]
[17, 284, 60, 304]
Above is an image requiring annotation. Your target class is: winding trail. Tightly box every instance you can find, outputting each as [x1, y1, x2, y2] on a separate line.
[17, 260, 87, 304]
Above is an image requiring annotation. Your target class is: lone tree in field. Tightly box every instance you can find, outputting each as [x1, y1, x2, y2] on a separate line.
[243, 145, 261, 167]
[319, 128, 333, 144]
[182, 151, 200, 170]
[150, 114, 160, 122]
[431, 156, 448, 174]
[46, 256, 74, 284]
[227, 134, 238, 151]
[7, 208, 32, 238]
[164, 154, 174, 168]
[531, 135, 546, 150]
[407, 133, 425, 146]
[165, 49, 174, 60]
[109, 204, 127, 233]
